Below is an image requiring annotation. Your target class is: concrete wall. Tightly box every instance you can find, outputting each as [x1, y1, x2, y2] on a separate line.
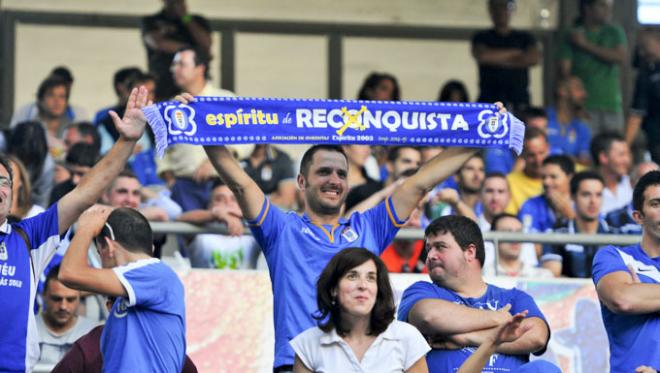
[3, 0, 556, 126]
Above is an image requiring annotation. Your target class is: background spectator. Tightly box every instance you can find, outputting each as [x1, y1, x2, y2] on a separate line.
[7, 121, 55, 208]
[482, 213, 552, 278]
[590, 132, 632, 214]
[542, 171, 613, 277]
[558, 0, 626, 135]
[36, 266, 97, 365]
[472, 0, 539, 112]
[142, 0, 211, 101]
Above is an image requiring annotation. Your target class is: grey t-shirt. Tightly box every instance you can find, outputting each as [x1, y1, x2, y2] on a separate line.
[36, 313, 98, 365]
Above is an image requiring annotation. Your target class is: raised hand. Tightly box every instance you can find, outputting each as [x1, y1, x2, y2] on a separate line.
[110, 86, 149, 142]
[491, 305, 531, 345]
[77, 204, 114, 237]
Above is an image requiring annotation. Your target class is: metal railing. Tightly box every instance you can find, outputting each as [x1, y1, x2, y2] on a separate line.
[151, 221, 641, 246]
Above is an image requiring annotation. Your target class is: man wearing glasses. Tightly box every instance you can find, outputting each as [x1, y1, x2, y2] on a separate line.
[0, 86, 149, 372]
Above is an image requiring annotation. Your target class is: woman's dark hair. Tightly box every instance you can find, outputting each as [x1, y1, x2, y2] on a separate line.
[7, 121, 48, 187]
[438, 80, 470, 102]
[314, 248, 395, 337]
[7, 155, 33, 218]
[357, 72, 400, 101]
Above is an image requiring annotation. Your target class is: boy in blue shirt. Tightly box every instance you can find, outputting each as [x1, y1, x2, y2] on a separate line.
[592, 170, 660, 373]
[59, 206, 186, 372]
[0, 86, 148, 372]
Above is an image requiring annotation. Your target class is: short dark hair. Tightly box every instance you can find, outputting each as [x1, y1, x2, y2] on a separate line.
[66, 143, 100, 168]
[438, 80, 469, 102]
[113, 67, 142, 95]
[50, 66, 74, 84]
[524, 126, 547, 143]
[542, 154, 575, 176]
[386, 146, 419, 163]
[0, 153, 13, 185]
[126, 71, 156, 91]
[43, 265, 63, 295]
[8, 121, 48, 184]
[314, 248, 395, 337]
[485, 171, 508, 181]
[37, 75, 69, 101]
[633, 170, 660, 212]
[177, 45, 211, 80]
[108, 169, 139, 191]
[570, 170, 604, 196]
[491, 212, 520, 231]
[299, 145, 347, 178]
[425, 215, 485, 267]
[519, 106, 547, 123]
[357, 72, 400, 101]
[590, 132, 626, 166]
[211, 178, 226, 190]
[98, 208, 153, 255]
[67, 122, 101, 154]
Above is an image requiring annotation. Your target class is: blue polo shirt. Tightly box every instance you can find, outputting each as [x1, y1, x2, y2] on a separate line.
[397, 281, 548, 373]
[605, 203, 640, 235]
[249, 196, 404, 368]
[541, 219, 613, 278]
[592, 245, 660, 373]
[546, 106, 592, 159]
[0, 205, 61, 372]
[518, 195, 558, 233]
[101, 258, 186, 372]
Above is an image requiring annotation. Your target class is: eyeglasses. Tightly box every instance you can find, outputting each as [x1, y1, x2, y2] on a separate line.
[96, 222, 115, 247]
[103, 222, 116, 241]
[0, 176, 12, 188]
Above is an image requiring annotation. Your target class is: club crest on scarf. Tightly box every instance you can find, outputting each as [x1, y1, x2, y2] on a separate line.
[165, 104, 197, 136]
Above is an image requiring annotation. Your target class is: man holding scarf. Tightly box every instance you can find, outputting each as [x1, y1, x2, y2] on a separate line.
[170, 93, 508, 371]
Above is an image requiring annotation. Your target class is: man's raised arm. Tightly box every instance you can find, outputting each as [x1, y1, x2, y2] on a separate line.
[391, 147, 478, 220]
[57, 87, 148, 235]
[204, 145, 265, 220]
[172, 93, 265, 220]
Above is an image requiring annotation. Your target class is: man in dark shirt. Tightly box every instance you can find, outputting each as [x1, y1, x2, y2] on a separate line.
[625, 27, 660, 164]
[541, 171, 614, 278]
[142, 0, 212, 101]
[472, 0, 539, 112]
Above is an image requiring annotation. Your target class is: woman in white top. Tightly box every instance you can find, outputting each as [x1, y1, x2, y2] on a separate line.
[291, 248, 430, 373]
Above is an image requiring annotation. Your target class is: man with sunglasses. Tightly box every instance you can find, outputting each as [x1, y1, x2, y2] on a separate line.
[0, 86, 148, 372]
[59, 206, 185, 372]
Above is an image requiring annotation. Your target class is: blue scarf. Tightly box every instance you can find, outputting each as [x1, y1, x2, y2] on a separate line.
[143, 97, 525, 157]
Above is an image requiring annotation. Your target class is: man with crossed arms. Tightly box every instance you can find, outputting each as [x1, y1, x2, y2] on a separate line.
[592, 170, 660, 373]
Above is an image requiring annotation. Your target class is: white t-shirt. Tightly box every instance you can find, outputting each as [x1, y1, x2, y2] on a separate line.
[290, 320, 430, 373]
[601, 175, 632, 215]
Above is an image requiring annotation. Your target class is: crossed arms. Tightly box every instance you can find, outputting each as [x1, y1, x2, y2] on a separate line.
[407, 298, 549, 354]
[596, 267, 660, 314]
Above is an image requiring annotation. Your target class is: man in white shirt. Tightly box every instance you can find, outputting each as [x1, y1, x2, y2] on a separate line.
[157, 45, 249, 211]
[590, 132, 632, 214]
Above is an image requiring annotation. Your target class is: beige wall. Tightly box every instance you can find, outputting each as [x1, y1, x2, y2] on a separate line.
[5, 0, 554, 127]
